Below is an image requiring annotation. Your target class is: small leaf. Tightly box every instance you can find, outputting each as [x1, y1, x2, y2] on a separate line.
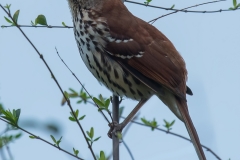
[93, 136, 101, 142]
[233, 0, 237, 7]
[90, 127, 94, 139]
[56, 136, 62, 146]
[15, 109, 21, 123]
[117, 132, 122, 139]
[104, 99, 110, 108]
[12, 10, 20, 25]
[170, 4, 175, 9]
[78, 115, 86, 120]
[73, 148, 79, 156]
[93, 97, 104, 107]
[77, 100, 82, 104]
[69, 93, 78, 98]
[29, 135, 36, 139]
[62, 22, 67, 27]
[69, 88, 77, 93]
[99, 151, 106, 160]
[64, 91, 69, 99]
[30, 20, 35, 26]
[75, 109, 79, 118]
[35, 14, 48, 26]
[4, 16, 12, 24]
[69, 116, 76, 121]
[15, 133, 22, 139]
[4, 4, 11, 9]
[50, 135, 57, 143]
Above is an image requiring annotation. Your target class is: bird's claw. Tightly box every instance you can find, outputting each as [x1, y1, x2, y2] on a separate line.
[108, 121, 123, 138]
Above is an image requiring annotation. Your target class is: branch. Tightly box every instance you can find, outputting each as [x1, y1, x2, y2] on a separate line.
[0, 118, 83, 160]
[0, 4, 96, 160]
[149, 0, 227, 24]
[126, 0, 239, 13]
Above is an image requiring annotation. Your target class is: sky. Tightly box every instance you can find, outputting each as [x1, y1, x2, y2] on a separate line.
[0, 0, 239, 160]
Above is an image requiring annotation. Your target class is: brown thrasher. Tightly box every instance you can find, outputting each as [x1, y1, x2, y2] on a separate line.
[67, 0, 206, 159]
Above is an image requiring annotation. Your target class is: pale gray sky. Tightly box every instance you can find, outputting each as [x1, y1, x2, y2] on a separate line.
[0, 0, 239, 160]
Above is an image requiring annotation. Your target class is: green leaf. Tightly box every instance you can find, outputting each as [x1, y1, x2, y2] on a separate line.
[90, 127, 94, 139]
[233, 0, 237, 7]
[78, 115, 86, 120]
[35, 14, 48, 26]
[104, 99, 110, 108]
[73, 148, 79, 156]
[30, 20, 35, 26]
[29, 135, 36, 139]
[117, 132, 122, 139]
[93, 136, 101, 142]
[50, 135, 57, 143]
[69, 93, 78, 98]
[15, 133, 22, 139]
[15, 109, 21, 123]
[69, 116, 76, 121]
[0, 104, 4, 115]
[141, 118, 150, 125]
[62, 22, 67, 27]
[5, 4, 11, 9]
[99, 94, 105, 102]
[93, 97, 104, 107]
[56, 136, 62, 146]
[64, 91, 69, 99]
[99, 151, 106, 160]
[69, 88, 77, 93]
[170, 4, 175, 9]
[4, 16, 12, 24]
[12, 10, 20, 25]
[77, 100, 82, 104]
[170, 120, 175, 126]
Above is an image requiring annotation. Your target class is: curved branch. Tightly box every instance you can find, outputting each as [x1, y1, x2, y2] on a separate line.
[126, 0, 239, 13]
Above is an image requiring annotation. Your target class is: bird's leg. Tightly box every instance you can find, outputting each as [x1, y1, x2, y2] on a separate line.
[108, 98, 149, 138]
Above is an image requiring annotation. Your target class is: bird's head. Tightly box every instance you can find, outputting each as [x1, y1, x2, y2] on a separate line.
[67, 0, 104, 14]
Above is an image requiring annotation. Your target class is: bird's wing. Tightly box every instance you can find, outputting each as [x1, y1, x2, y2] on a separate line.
[100, 4, 187, 100]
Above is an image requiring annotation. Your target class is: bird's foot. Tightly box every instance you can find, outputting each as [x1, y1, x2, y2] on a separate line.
[108, 121, 123, 138]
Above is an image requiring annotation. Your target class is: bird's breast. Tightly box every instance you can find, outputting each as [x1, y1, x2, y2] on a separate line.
[72, 10, 153, 100]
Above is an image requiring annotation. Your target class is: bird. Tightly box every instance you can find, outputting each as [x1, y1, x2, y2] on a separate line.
[67, 0, 206, 159]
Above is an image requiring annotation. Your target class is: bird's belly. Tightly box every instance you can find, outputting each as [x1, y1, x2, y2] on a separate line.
[75, 37, 152, 100]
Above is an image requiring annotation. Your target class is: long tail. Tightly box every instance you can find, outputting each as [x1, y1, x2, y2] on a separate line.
[176, 98, 206, 160]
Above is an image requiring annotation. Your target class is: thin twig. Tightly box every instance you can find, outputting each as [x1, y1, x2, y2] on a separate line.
[3, 141, 13, 160]
[126, 0, 239, 13]
[122, 140, 135, 160]
[149, 0, 225, 24]
[0, 118, 83, 160]
[55, 48, 112, 123]
[0, 4, 96, 160]
[1, 25, 73, 28]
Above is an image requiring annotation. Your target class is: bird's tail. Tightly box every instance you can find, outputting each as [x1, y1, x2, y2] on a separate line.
[158, 91, 206, 160]
[175, 98, 206, 160]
